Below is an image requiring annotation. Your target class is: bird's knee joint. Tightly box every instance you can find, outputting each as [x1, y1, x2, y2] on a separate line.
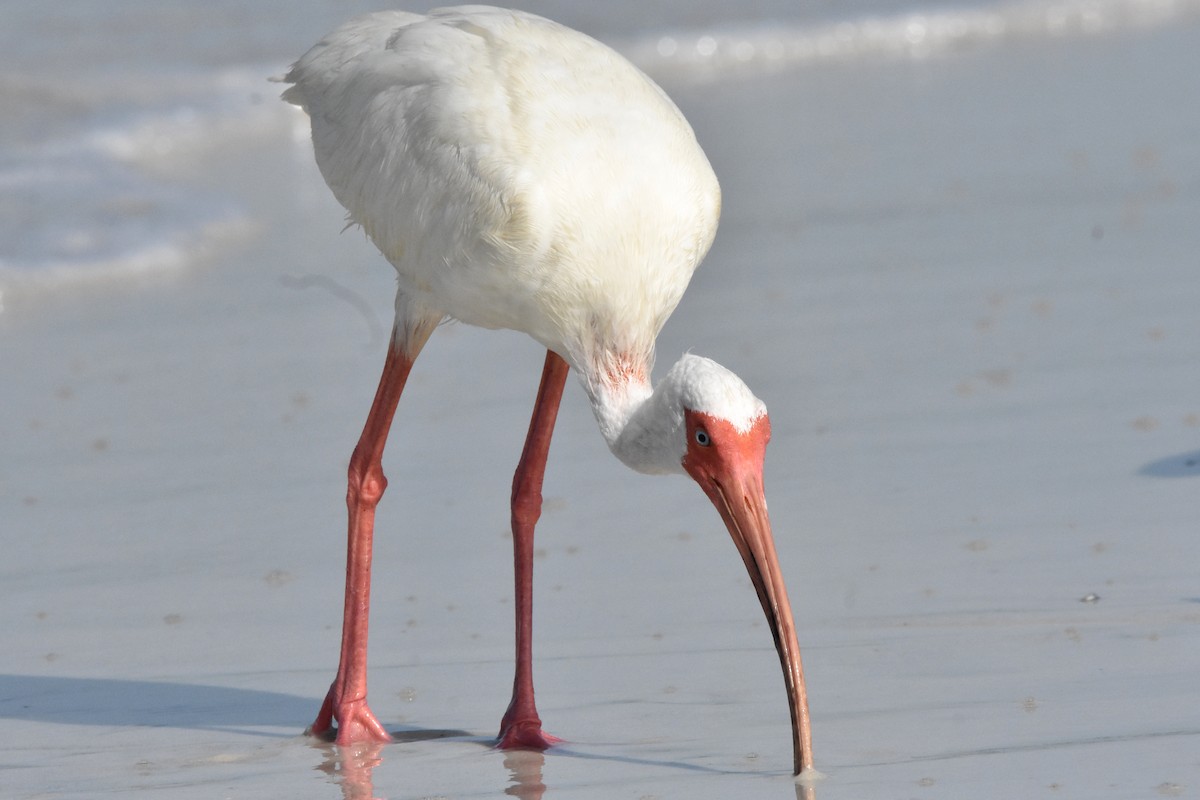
[510, 490, 542, 528]
[348, 460, 387, 506]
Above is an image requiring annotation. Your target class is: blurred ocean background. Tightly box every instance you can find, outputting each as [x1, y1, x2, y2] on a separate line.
[2, 0, 1196, 304]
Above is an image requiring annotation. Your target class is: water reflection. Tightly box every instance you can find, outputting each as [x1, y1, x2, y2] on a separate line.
[316, 740, 385, 800]
[312, 734, 818, 799]
[504, 749, 547, 799]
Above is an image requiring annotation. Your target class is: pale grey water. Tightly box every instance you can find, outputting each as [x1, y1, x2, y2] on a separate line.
[4, 0, 1196, 294]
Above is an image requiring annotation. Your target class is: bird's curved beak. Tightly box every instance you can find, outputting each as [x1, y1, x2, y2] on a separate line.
[683, 412, 813, 775]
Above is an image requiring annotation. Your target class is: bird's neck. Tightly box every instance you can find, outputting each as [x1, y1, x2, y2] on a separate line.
[585, 365, 686, 476]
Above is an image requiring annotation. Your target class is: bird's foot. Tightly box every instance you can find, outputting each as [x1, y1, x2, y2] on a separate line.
[307, 686, 394, 745]
[496, 719, 564, 750]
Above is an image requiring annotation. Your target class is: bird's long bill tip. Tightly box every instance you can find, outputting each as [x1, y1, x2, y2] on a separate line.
[706, 470, 814, 775]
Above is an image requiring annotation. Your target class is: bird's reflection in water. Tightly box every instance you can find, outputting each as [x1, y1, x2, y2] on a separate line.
[313, 735, 815, 799]
[316, 741, 385, 800]
[503, 749, 547, 800]
[794, 777, 818, 800]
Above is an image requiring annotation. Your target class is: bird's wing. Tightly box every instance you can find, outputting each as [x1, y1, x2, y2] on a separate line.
[283, 9, 545, 271]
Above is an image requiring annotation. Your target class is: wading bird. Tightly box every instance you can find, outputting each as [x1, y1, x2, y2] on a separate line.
[283, 5, 813, 775]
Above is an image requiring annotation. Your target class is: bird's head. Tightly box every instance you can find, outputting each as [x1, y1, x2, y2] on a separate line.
[666, 356, 810, 774]
[672, 359, 780, 641]
[592, 353, 811, 772]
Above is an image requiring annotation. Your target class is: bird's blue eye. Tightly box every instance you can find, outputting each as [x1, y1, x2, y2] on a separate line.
[694, 429, 711, 447]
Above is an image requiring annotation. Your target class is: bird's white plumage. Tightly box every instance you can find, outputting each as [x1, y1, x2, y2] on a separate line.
[284, 8, 718, 366]
[605, 354, 768, 474]
[668, 354, 768, 428]
[284, 6, 761, 474]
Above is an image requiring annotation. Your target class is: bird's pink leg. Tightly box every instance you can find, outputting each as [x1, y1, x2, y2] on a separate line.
[497, 350, 570, 750]
[309, 338, 426, 745]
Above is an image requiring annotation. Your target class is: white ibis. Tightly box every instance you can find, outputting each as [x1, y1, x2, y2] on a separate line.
[283, 6, 814, 775]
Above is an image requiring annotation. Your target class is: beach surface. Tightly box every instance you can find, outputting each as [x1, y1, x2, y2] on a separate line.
[2, 2, 1199, 797]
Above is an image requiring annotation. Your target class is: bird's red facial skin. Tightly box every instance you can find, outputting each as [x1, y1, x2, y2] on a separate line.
[681, 410, 771, 484]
